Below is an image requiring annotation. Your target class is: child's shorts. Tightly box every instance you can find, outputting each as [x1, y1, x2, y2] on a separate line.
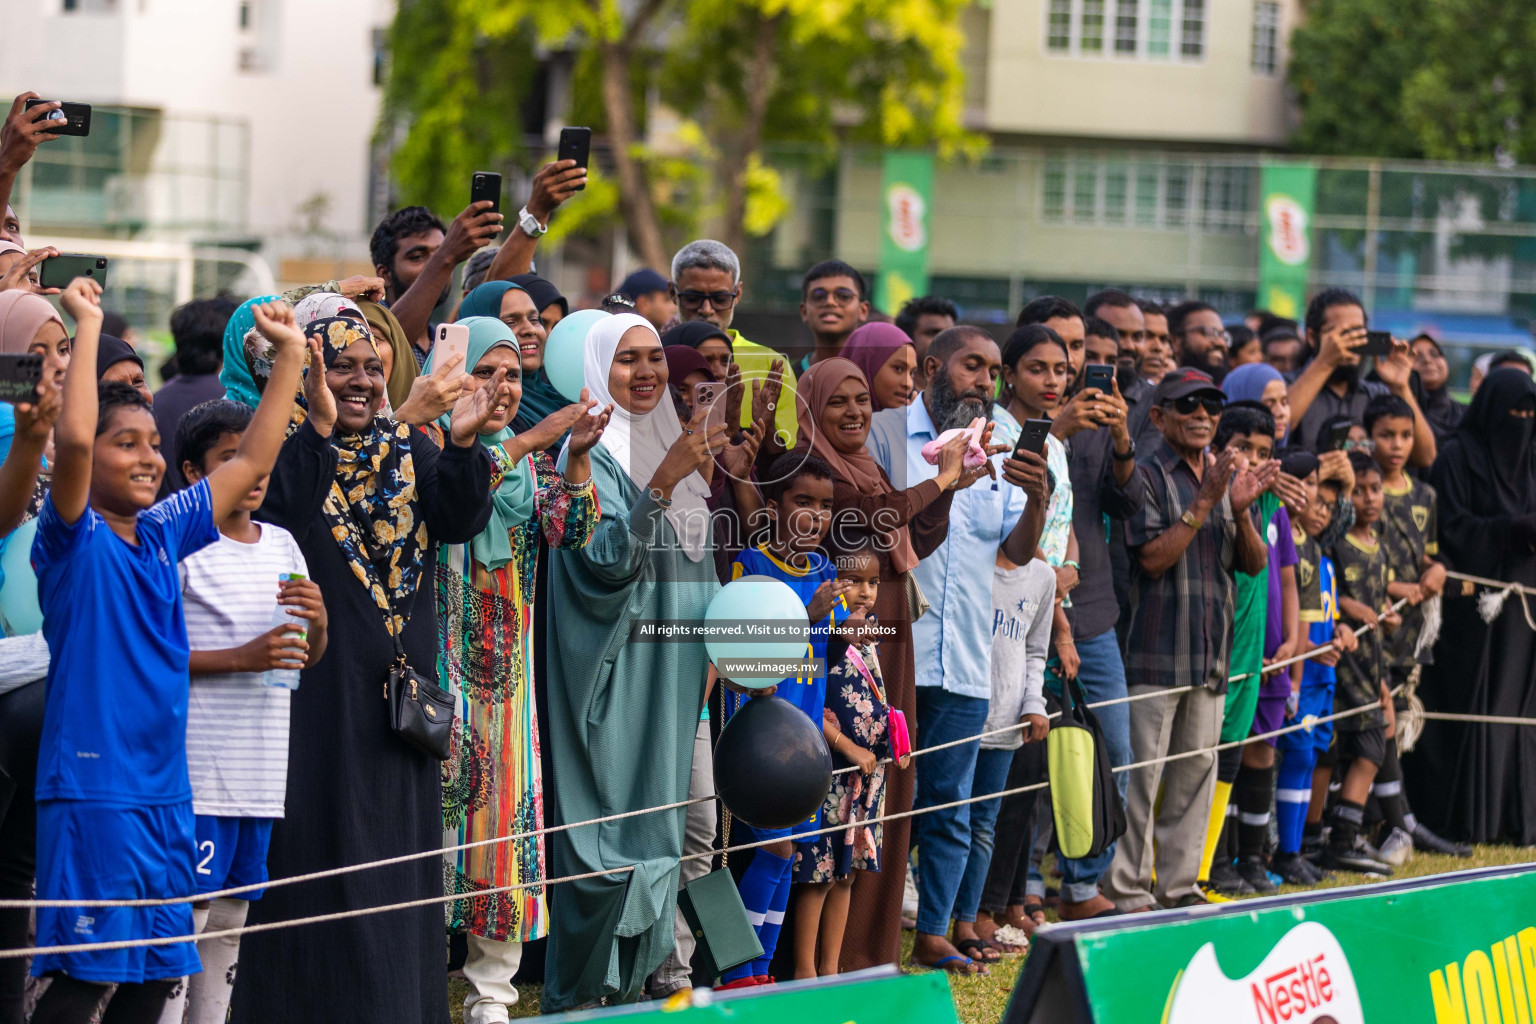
[1335, 726, 1386, 768]
[1277, 682, 1336, 754]
[193, 815, 275, 899]
[32, 799, 201, 984]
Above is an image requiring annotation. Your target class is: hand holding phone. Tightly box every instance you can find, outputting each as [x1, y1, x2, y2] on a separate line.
[0, 354, 44, 405]
[1360, 331, 1394, 358]
[38, 253, 109, 291]
[470, 171, 502, 215]
[1083, 363, 1114, 394]
[557, 128, 592, 191]
[433, 323, 470, 376]
[24, 99, 91, 137]
[1012, 418, 1053, 459]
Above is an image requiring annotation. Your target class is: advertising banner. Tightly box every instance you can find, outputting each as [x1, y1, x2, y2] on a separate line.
[1005, 863, 1536, 1024]
[1256, 161, 1318, 321]
[874, 151, 935, 313]
[545, 968, 957, 1023]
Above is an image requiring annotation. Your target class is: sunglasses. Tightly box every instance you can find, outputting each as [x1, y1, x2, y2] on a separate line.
[806, 286, 860, 306]
[1165, 394, 1225, 416]
[676, 289, 738, 311]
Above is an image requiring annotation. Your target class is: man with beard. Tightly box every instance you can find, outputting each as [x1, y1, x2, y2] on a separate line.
[1168, 300, 1231, 381]
[1287, 289, 1436, 466]
[1105, 368, 1272, 911]
[1262, 325, 1306, 379]
[867, 325, 1051, 974]
[371, 203, 503, 364]
[1138, 299, 1174, 385]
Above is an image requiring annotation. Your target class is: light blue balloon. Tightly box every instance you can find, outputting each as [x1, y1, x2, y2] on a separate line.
[544, 308, 609, 403]
[0, 518, 42, 637]
[705, 574, 811, 688]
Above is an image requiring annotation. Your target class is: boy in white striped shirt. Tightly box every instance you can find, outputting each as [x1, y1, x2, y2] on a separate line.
[161, 399, 329, 1024]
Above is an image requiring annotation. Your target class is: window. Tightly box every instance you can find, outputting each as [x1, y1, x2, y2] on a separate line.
[239, 0, 251, 29]
[1181, 0, 1205, 57]
[1104, 162, 1129, 221]
[1081, 0, 1105, 53]
[1041, 155, 1244, 232]
[1201, 166, 1253, 232]
[1072, 165, 1099, 224]
[1043, 159, 1067, 220]
[1115, 0, 1139, 54]
[1048, 0, 1073, 50]
[1046, 0, 1204, 61]
[1251, 1, 1280, 74]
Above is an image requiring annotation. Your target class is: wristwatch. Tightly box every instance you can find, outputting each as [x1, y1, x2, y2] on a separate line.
[1112, 437, 1136, 461]
[1181, 509, 1203, 530]
[518, 206, 548, 237]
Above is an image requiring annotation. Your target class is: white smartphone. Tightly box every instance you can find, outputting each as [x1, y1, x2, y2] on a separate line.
[434, 323, 470, 373]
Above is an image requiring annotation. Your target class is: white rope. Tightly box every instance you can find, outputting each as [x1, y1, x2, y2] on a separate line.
[0, 689, 1395, 956]
[1444, 570, 1536, 631]
[1419, 711, 1536, 726]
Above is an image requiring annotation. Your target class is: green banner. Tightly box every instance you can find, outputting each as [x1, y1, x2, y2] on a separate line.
[874, 151, 935, 312]
[541, 970, 957, 1022]
[1006, 864, 1536, 1024]
[1257, 161, 1318, 321]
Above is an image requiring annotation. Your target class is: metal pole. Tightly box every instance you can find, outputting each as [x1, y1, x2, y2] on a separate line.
[1363, 162, 1381, 308]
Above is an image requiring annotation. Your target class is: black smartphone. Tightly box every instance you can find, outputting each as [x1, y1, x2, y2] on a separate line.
[38, 253, 109, 291]
[557, 127, 591, 191]
[1360, 330, 1394, 357]
[1083, 363, 1114, 393]
[1327, 421, 1354, 451]
[25, 99, 91, 137]
[470, 170, 501, 214]
[1013, 418, 1053, 459]
[0, 354, 43, 404]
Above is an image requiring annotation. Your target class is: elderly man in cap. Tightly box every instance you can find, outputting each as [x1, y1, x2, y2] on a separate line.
[618, 268, 676, 333]
[1105, 367, 1272, 911]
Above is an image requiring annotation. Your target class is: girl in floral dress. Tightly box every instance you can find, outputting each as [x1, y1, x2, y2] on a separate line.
[790, 536, 908, 978]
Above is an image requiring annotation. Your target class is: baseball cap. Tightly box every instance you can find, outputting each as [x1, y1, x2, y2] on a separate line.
[1153, 367, 1224, 406]
[618, 268, 669, 300]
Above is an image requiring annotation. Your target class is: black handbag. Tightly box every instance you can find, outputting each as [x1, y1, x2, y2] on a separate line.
[381, 594, 453, 760]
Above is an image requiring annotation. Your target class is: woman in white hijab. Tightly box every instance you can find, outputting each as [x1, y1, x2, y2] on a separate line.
[542, 313, 731, 1011]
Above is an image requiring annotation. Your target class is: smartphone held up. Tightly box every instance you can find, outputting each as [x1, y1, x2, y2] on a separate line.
[557, 128, 591, 191]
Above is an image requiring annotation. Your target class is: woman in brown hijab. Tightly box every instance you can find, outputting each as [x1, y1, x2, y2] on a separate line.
[790, 357, 966, 971]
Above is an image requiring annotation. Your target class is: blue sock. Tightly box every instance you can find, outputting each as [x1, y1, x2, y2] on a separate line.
[721, 848, 793, 983]
[1276, 747, 1317, 854]
[751, 853, 795, 978]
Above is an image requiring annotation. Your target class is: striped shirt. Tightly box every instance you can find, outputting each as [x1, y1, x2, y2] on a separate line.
[180, 525, 307, 818]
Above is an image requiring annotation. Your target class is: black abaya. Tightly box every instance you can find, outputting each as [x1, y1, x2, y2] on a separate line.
[1407, 369, 1536, 845]
[231, 422, 492, 1024]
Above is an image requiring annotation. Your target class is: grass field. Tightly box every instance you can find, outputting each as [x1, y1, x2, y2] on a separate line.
[452, 843, 1536, 1023]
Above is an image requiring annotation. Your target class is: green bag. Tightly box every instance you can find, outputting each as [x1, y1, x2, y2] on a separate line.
[677, 866, 762, 981]
[1046, 675, 1127, 860]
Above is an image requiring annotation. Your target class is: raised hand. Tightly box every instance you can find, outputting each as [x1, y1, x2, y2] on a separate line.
[394, 350, 466, 425]
[13, 356, 61, 441]
[525, 394, 597, 452]
[441, 201, 504, 265]
[58, 275, 103, 326]
[566, 394, 612, 458]
[449, 365, 509, 445]
[251, 300, 305, 359]
[723, 362, 745, 433]
[335, 275, 386, 302]
[1, 94, 62, 175]
[1374, 337, 1414, 391]
[1271, 470, 1309, 513]
[526, 159, 588, 223]
[1195, 448, 1237, 509]
[0, 246, 58, 294]
[720, 418, 765, 479]
[301, 335, 337, 436]
[751, 359, 786, 432]
[653, 402, 732, 493]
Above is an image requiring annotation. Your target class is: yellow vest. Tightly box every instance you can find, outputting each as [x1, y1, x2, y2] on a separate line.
[726, 329, 799, 447]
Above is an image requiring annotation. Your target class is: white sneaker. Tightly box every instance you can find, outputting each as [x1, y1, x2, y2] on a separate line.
[902, 866, 920, 919]
[1377, 826, 1414, 868]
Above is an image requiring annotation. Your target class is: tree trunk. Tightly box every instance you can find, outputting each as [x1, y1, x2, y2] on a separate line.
[720, 12, 779, 257]
[599, 39, 668, 272]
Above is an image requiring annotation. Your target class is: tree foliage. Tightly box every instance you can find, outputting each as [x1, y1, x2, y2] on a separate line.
[378, 0, 977, 270]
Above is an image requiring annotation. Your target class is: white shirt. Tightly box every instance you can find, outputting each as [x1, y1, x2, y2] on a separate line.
[982, 560, 1056, 750]
[180, 524, 307, 818]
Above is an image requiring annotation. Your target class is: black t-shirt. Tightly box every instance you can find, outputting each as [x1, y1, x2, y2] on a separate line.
[1330, 529, 1390, 729]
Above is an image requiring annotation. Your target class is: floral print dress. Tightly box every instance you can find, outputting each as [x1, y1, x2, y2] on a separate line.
[438, 447, 598, 942]
[794, 640, 891, 884]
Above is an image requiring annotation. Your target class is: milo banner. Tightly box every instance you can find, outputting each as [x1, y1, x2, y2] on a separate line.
[1004, 863, 1536, 1024]
[874, 150, 935, 313]
[544, 968, 956, 1022]
[1256, 161, 1318, 322]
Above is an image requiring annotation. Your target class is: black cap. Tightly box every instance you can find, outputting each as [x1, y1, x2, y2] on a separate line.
[1153, 367, 1223, 405]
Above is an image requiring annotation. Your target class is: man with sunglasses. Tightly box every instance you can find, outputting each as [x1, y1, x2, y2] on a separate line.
[1106, 368, 1273, 912]
[798, 259, 870, 371]
[669, 239, 798, 446]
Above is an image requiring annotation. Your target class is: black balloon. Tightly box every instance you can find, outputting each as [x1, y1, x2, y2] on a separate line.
[714, 694, 833, 830]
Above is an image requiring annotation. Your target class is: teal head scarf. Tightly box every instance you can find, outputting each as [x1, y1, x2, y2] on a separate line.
[424, 315, 536, 571]
[221, 295, 281, 409]
[457, 279, 569, 435]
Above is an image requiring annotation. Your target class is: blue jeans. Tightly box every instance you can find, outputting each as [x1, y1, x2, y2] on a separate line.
[913, 686, 990, 936]
[952, 747, 1015, 924]
[1055, 629, 1133, 902]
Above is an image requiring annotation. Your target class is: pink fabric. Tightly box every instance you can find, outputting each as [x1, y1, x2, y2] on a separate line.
[841, 323, 913, 411]
[919, 416, 988, 469]
[0, 290, 64, 355]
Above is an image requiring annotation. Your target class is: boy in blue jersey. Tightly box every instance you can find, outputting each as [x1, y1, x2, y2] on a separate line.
[1274, 473, 1357, 883]
[719, 453, 851, 989]
[28, 280, 309, 1024]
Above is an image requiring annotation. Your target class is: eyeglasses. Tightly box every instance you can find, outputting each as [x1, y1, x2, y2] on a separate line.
[677, 289, 739, 312]
[1166, 394, 1225, 416]
[1342, 438, 1376, 453]
[806, 286, 860, 306]
[1183, 325, 1231, 345]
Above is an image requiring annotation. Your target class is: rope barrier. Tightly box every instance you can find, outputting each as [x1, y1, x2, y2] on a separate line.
[1419, 711, 1536, 727]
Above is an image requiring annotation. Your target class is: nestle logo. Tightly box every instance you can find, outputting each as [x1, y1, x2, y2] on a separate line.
[1252, 954, 1334, 1023]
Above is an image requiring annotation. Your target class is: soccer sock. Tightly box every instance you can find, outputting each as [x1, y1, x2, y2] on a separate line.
[1330, 799, 1366, 849]
[1198, 780, 1234, 882]
[1237, 763, 1276, 860]
[101, 980, 179, 1024]
[155, 903, 211, 1024]
[751, 857, 794, 978]
[187, 898, 248, 1024]
[1276, 748, 1316, 854]
[722, 848, 793, 983]
[1372, 739, 1410, 835]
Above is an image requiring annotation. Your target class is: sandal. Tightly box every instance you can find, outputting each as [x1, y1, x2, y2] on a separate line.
[908, 954, 986, 976]
[955, 937, 1003, 963]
